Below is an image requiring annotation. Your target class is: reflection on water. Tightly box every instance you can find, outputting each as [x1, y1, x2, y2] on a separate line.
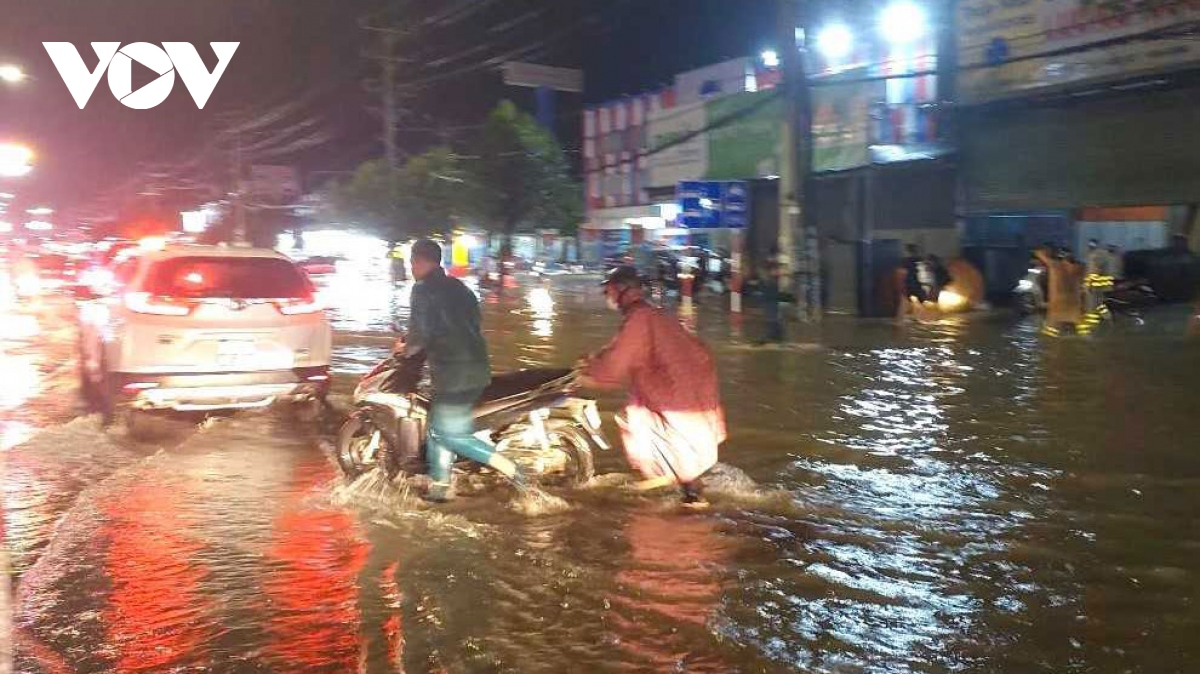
[527, 285, 555, 338]
[9, 277, 1200, 673]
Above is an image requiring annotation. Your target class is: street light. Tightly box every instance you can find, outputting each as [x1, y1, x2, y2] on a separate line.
[880, 2, 928, 45]
[761, 50, 780, 68]
[816, 24, 854, 61]
[0, 143, 33, 178]
[26, 206, 53, 216]
[0, 65, 24, 84]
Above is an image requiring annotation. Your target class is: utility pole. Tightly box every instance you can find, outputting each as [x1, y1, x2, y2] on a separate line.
[233, 129, 247, 244]
[361, 12, 410, 171]
[777, 0, 820, 320]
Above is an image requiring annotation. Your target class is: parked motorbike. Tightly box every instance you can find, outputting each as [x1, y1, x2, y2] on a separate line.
[335, 353, 606, 487]
[1105, 279, 1158, 321]
[1014, 266, 1047, 315]
[1013, 266, 1157, 320]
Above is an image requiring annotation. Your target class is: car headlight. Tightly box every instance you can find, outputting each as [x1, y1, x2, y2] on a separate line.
[1017, 280, 1034, 291]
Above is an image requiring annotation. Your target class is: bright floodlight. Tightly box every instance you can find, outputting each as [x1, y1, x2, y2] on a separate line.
[880, 2, 928, 45]
[0, 143, 33, 178]
[0, 65, 24, 83]
[817, 24, 854, 61]
[761, 50, 780, 68]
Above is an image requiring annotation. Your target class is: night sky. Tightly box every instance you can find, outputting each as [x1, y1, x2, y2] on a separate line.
[0, 0, 776, 214]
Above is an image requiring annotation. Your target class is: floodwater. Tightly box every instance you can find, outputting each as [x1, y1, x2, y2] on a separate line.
[4, 274, 1200, 673]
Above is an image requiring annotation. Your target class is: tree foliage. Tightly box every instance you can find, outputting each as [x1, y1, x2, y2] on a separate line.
[326, 158, 405, 241]
[465, 100, 581, 246]
[402, 146, 465, 238]
[328, 101, 581, 248]
[327, 147, 466, 242]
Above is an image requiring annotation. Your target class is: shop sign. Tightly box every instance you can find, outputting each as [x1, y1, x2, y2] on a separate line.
[959, 0, 1200, 101]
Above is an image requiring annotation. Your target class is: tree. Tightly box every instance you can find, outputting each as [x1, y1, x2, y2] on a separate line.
[465, 100, 581, 257]
[327, 148, 467, 243]
[401, 146, 465, 239]
[326, 158, 406, 242]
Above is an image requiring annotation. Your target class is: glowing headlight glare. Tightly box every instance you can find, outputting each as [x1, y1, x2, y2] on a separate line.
[937, 289, 970, 313]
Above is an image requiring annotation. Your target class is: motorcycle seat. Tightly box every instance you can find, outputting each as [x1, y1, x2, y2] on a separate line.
[474, 368, 574, 418]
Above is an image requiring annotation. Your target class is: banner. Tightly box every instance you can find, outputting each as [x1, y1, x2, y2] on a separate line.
[646, 101, 708, 189]
[811, 81, 882, 172]
[705, 90, 782, 180]
[959, 0, 1200, 101]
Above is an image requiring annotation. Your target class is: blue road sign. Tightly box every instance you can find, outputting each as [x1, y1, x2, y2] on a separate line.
[678, 180, 750, 229]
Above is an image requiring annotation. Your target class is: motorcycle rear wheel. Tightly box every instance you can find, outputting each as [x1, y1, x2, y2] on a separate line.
[539, 422, 596, 488]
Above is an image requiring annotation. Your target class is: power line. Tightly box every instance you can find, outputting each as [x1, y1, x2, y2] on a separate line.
[392, 0, 624, 93]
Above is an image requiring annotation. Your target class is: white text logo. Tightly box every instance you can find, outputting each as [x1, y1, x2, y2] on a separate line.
[42, 42, 239, 109]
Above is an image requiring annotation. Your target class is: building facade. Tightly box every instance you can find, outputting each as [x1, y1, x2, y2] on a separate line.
[956, 0, 1200, 295]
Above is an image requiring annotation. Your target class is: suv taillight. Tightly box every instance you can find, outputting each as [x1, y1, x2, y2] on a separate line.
[274, 295, 323, 315]
[124, 292, 193, 316]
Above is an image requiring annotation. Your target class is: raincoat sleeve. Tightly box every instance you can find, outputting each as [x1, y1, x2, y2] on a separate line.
[585, 310, 650, 386]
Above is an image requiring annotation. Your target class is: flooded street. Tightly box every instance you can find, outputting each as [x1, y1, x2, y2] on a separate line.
[5, 275, 1200, 673]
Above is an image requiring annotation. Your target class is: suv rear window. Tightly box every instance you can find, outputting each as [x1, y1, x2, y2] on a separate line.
[143, 256, 312, 299]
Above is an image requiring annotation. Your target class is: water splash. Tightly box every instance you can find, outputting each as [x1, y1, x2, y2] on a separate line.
[509, 486, 571, 517]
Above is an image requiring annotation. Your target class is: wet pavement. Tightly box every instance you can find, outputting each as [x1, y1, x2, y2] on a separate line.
[3, 274, 1200, 673]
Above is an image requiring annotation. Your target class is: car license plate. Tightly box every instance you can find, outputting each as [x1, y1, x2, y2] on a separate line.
[216, 340, 256, 368]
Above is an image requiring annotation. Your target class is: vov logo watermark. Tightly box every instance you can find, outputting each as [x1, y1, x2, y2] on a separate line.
[43, 42, 239, 109]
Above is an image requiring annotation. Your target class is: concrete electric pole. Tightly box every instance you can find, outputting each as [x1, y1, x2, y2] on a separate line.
[777, 0, 821, 321]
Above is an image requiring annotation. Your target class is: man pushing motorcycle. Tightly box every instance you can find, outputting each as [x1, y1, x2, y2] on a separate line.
[397, 239, 527, 502]
[579, 265, 726, 504]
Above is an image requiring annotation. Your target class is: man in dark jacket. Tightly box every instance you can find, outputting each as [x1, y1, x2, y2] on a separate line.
[400, 239, 526, 502]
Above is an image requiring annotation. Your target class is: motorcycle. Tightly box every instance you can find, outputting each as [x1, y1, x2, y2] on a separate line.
[1014, 267, 1157, 320]
[1014, 266, 1048, 315]
[1104, 279, 1158, 322]
[335, 352, 607, 487]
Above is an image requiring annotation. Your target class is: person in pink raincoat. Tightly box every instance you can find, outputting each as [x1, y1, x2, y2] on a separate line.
[580, 266, 726, 503]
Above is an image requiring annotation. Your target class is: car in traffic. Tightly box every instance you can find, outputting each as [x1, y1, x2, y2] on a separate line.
[77, 244, 332, 434]
[297, 255, 341, 276]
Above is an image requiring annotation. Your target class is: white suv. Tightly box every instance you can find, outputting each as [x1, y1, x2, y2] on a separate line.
[78, 245, 332, 423]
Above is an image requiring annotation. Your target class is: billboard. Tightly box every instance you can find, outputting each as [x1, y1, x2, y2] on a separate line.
[247, 165, 299, 203]
[646, 101, 709, 189]
[958, 0, 1200, 102]
[501, 62, 583, 92]
[673, 57, 751, 107]
[646, 90, 783, 189]
[706, 90, 782, 180]
[812, 80, 883, 172]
